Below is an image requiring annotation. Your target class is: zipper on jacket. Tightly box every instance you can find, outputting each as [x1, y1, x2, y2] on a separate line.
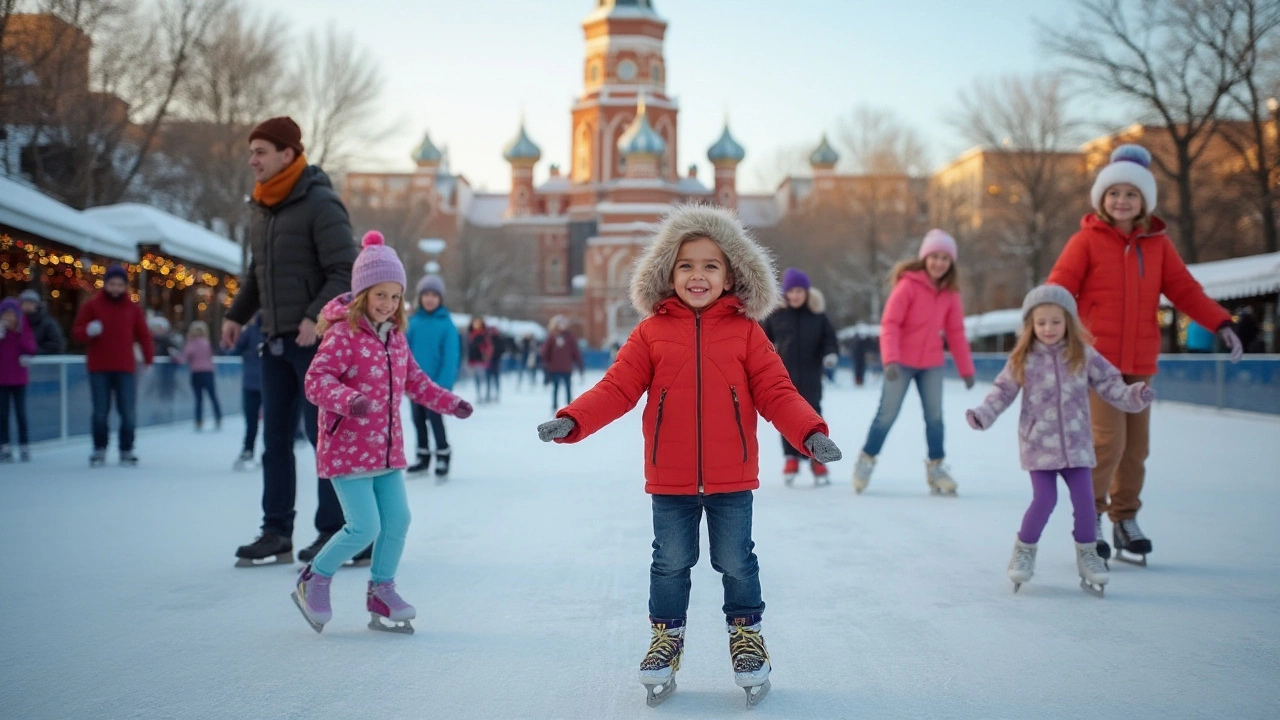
[383, 332, 395, 468]
[1136, 244, 1145, 278]
[730, 386, 748, 463]
[1051, 351, 1070, 469]
[650, 388, 668, 465]
[265, 212, 279, 334]
[695, 312, 704, 494]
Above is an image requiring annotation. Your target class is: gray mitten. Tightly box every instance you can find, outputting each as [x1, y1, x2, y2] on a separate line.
[538, 417, 575, 442]
[804, 433, 842, 463]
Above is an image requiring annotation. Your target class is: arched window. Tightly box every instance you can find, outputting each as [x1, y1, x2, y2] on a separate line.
[651, 63, 662, 82]
[547, 257, 563, 293]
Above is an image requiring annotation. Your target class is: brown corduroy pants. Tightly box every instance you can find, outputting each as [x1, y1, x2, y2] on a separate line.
[1089, 374, 1153, 521]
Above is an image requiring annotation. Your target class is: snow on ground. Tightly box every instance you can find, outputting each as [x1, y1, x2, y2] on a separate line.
[2, 372, 1278, 719]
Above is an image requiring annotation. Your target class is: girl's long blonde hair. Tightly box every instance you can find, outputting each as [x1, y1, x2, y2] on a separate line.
[186, 320, 209, 339]
[1007, 304, 1092, 386]
[889, 257, 960, 292]
[315, 289, 408, 336]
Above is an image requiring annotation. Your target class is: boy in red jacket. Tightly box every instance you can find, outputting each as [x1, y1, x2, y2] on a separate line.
[537, 205, 841, 707]
[72, 265, 155, 466]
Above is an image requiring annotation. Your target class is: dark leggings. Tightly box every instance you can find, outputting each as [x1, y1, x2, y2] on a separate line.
[191, 371, 222, 424]
[0, 385, 28, 446]
[410, 403, 449, 454]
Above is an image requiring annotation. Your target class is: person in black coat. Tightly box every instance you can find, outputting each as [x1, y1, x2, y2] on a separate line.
[762, 267, 838, 484]
[19, 289, 65, 355]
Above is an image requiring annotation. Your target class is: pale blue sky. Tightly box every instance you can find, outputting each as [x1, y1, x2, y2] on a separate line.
[269, 0, 1091, 192]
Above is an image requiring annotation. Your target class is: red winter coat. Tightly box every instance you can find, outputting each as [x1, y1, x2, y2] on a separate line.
[305, 294, 463, 480]
[541, 330, 583, 374]
[555, 295, 827, 496]
[71, 291, 155, 373]
[1047, 214, 1230, 376]
[879, 270, 975, 378]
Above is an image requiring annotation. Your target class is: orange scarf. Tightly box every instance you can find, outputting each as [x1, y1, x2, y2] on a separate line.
[252, 154, 307, 207]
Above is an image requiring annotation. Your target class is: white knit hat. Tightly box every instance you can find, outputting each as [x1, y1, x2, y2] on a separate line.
[1091, 144, 1157, 214]
[1021, 284, 1078, 321]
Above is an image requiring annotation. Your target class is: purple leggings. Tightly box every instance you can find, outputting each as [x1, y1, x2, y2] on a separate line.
[1018, 467, 1096, 544]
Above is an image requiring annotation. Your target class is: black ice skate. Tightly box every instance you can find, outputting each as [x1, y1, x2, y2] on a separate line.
[728, 616, 771, 707]
[348, 544, 372, 567]
[433, 448, 451, 482]
[235, 533, 293, 567]
[119, 451, 138, 466]
[296, 532, 333, 563]
[1113, 518, 1152, 566]
[89, 448, 106, 467]
[0, 445, 11, 463]
[406, 451, 431, 475]
[233, 450, 255, 472]
[19, 445, 30, 462]
[639, 619, 684, 707]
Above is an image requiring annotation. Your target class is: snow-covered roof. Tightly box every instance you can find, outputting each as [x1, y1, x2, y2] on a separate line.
[464, 194, 508, 228]
[837, 322, 880, 339]
[675, 176, 710, 194]
[964, 308, 1024, 339]
[1162, 251, 1280, 305]
[537, 176, 573, 193]
[0, 175, 137, 260]
[450, 312, 547, 340]
[84, 204, 241, 274]
[738, 195, 781, 228]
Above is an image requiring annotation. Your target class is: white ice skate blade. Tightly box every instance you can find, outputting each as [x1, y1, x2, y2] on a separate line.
[235, 551, 293, 568]
[642, 677, 676, 707]
[1012, 582, 1022, 594]
[1080, 579, 1106, 598]
[1114, 551, 1148, 567]
[742, 678, 771, 708]
[930, 487, 958, 497]
[368, 613, 414, 634]
[291, 591, 325, 633]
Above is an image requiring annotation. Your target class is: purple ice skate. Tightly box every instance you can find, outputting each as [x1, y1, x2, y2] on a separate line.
[291, 564, 332, 633]
[367, 580, 416, 634]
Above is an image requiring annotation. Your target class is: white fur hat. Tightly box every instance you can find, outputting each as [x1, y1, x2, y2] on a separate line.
[1090, 144, 1157, 214]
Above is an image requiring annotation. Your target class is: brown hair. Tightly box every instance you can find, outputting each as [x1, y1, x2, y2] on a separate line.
[315, 289, 407, 336]
[1007, 304, 1092, 386]
[889, 257, 959, 292]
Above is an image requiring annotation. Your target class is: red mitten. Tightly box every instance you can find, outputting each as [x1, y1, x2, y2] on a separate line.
[349, 396, 370, 417]
[454, 400, 473, 419]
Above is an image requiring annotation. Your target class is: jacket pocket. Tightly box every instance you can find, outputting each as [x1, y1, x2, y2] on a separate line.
[730, 386, 748, 463]
[327, 415, 343, 436]
[650, 388, 668, 466]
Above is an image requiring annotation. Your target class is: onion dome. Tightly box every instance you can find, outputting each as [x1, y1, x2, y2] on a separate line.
[412, 130, 442, 165]
[503, 122, 542, 164]
[617, 96, 666, 158]
[707, 123, 745, 164]
[809, 134, 839, 168]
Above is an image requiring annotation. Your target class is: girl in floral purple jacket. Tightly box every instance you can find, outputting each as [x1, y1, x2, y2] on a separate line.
[966, 285, 1153, 596]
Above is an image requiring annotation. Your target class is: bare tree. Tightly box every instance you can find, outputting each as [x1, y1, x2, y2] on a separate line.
[447, 224, 536, 317]
[950, 72, 1090, 290]
[1044, 0, 1242, 262]
[293, 23, 385, 170]
[750, 142, 810, 192]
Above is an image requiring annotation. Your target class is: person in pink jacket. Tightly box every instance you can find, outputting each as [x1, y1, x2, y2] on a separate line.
[292, 231, 473, 635]
[852, 229, 976, 496]
[0, 297, 38, 462]
[174, 320, 221, 431]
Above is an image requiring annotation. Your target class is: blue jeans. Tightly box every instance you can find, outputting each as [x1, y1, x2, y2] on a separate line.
[862, 364, 945, 460]
[312, 470, 410, 583]
[649, 491, 764, 621]
[549, 372, 572, 410]
[90, 371, 137, 451]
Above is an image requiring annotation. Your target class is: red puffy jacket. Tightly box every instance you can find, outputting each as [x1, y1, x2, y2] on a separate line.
[71, 291, 155, 373]
[1047, 214, 1230, 375]
[555, 295, 827, 496]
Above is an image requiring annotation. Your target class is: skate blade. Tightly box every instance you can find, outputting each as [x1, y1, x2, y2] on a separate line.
[1115, 551, 1147, 567]
[783, 474, 796, 486]
[643, 677, 676, 707]
[1013, 582, 1022, 594]
[368, 614, 414, 634]
[291, 591, 325, 633]
[930, 487, 958, 497]
[1080, 579, 1106, 598]
[743, 678, 771, 708]
[235, 551, 294, 568]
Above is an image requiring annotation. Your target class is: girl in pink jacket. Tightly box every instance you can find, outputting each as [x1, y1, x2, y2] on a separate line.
[852, 230, 976, 496]
[175, 320, 221, 431]
[293, 231, 473, 635]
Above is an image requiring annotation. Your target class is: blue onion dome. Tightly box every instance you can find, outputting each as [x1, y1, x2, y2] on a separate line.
[1110, 143, 1151, 168]
[617, 97, 666, 157]
[413, 131, 443, 164]
[597, 0, 657, 11]
[503, 123, 542, 163]
[707, 123, 745, 164]
[809, 134, 839, 167]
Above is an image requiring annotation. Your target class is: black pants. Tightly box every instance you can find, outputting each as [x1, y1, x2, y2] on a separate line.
[0, 384, 28, 446]
[190, 371, 222, 425]
[549, 371, 572, 409]
[260, 335, 343, 538]
[410, 402, 449, 455]
[782, 399, 821, 458]
[242, 387, 262, 453]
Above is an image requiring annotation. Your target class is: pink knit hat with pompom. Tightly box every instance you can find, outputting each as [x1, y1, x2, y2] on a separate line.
[351, 231, 406, 296]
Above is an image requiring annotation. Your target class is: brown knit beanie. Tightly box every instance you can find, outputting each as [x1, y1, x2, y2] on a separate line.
[249, 117, 305, 155]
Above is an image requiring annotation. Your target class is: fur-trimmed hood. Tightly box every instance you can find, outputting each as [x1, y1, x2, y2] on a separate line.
[630, 205, 780, 321]
[807, 287, 826, 314]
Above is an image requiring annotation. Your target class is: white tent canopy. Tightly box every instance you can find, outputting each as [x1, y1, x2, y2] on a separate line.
[0, 175, 137, 260]
[84, 203, 242, 275]
[1163, 251, 1280, 306]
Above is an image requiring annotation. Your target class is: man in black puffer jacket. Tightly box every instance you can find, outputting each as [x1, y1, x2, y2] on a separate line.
[762, 267, 838, 485]
[19, 289, 65, 354]
[222, 116, 359, 568]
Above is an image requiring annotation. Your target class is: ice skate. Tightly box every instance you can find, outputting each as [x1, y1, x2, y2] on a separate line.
[18, 445, 29, 462]
[639, 619, 684, 707]
[1095, 514, 1112, 563]
[348, 544, 373, 568]
[434, 448, 451, 482]
[367, 580, 415, 634]
[1113, 518, 1151, 566]
[232, 449, 254, 472]
[406, 451, 431, 475]
[925, 459, 958, 496]
[291, 564, 332, 633]
[0, 445, 11, 463]
[89, 448, 106, 467]
[728, 616, 771, 708]
[296, 532, 333, 563]
[811, 460, 830, 487]
[1008, 538, 1037, 593]
[1075, 541, 1109, 597]
[782, 457, 799, 486]
[119, 451, 138, 467]
[234, 533, 293, 567]
[852, 452, 875, 494]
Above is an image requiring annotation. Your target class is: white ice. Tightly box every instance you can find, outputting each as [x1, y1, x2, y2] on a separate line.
[2, 374, 1278, 719]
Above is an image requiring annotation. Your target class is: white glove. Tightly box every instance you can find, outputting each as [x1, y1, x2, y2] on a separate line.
[823, 353, 838, 370]
[1219, 327, 1243, 362]
[86, 320, 104, 338]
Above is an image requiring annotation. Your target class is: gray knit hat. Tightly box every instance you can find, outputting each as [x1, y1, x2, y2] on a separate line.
[19, 289, 41, 304]
[416, 274, 445, 301]
[1022, 284, 1077, 320]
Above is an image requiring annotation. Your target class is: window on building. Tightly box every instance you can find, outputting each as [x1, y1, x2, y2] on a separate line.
[590, 63, 599, 82]
[651, 63, 662, 82]
[547, 257, 563, 293]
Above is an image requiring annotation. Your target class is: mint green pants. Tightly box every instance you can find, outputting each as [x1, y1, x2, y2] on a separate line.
[312, 470, 410, 583]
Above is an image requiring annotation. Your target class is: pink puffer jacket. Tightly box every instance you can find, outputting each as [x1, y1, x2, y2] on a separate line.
[879, 270, 975, 377]
[305, 294, 462, 479]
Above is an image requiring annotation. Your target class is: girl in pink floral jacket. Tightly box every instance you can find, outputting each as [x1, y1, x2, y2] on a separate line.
[293, 231, 473, 634]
